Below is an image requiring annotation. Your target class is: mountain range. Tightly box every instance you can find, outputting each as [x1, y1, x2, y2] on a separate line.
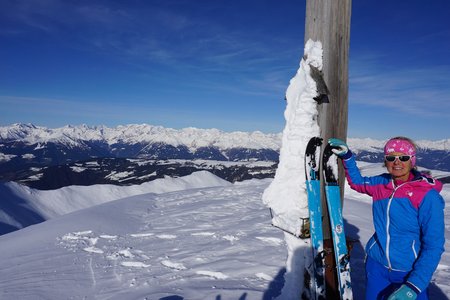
[1, 123, 449, 189]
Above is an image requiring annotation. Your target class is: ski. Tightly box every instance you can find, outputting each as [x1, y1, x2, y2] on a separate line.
[303, 137, 326, 300]
[322, 142, 353, 300]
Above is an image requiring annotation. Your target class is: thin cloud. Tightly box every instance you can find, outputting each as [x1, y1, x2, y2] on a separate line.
[0, 95, 115, 118]
[350, 54, 450, 118]
[411, 29, 450, 45]
[1, 0, 300, 94]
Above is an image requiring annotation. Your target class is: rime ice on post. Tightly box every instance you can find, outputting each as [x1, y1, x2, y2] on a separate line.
[262, 39, 323, 299]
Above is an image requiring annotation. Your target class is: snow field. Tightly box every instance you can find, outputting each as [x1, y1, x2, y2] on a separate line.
[0, 180, 287, 299]
[0, 169, 449, 299]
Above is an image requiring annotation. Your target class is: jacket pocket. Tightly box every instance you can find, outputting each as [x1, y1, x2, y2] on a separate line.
[411, 240, 418, 259]
[366, 236, 377, 254]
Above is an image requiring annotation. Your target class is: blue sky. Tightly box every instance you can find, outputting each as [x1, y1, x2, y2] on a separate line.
[1, 0, 449, 140]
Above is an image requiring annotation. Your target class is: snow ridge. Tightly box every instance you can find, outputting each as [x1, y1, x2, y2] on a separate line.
[0, 171, 231, 233]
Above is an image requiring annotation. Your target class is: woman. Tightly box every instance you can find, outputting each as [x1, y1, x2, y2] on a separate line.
[328, 137, 445, 300]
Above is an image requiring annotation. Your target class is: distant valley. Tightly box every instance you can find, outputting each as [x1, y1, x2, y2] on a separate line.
[1, 123, 449, 189]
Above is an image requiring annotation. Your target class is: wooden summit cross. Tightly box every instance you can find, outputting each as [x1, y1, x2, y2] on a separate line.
[304, 0, 352, 298]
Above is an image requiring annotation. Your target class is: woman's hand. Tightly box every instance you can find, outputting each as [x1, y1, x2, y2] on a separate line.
[328, 138, 349, 157]
[387, 284, 418, 300]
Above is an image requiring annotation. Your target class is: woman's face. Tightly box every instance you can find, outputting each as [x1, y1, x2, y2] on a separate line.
[385, 151, 413, 181]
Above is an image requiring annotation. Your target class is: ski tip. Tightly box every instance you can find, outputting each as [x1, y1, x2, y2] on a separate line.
[322, 142, 339, 183]
[306, 136, 323, 148]
[306, 137, 323, 156]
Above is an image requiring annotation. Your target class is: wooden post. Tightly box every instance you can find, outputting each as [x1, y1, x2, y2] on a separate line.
[304, 0, 352, 298]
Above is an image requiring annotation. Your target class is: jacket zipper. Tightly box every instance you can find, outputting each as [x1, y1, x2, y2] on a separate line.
[386, 181, 407, 270]
[386, 189, 396, 270]
[386, 176, 422, 270]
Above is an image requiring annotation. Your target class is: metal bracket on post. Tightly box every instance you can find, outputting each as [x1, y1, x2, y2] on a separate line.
[268, 208, 311, 239]
[309, 64, 330, 104]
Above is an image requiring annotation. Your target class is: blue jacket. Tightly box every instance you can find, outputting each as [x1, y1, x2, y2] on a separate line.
[341, 151, 445, 293]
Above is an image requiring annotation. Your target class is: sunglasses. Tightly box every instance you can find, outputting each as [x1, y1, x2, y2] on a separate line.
[384, 155, 414, 162]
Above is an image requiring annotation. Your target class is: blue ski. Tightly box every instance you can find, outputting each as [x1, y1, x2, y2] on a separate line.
[303, 137, 326, 300]
[322, 142, 353, 300]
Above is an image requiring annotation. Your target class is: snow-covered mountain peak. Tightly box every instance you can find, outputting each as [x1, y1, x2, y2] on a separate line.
[0, 123, 283, 151]
[347, 138, 385, 153]
[1, 123, 449, 152]
[348, 137, 450, 152]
